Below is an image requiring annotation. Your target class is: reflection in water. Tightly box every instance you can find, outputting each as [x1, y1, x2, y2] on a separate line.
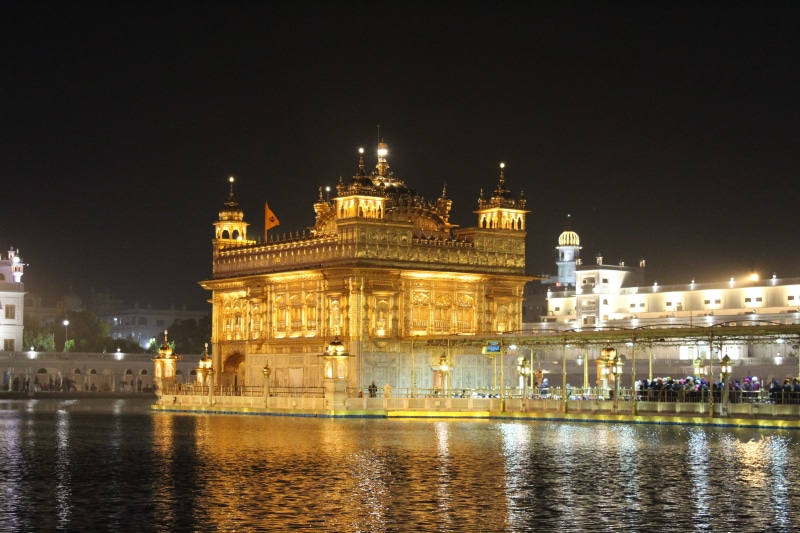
[55, 409, 71, 529]
[0, 406, 23, 532]
[1, 399, 800, 531]
[435, 421, 452, 531]
[687, 428, 711, 523]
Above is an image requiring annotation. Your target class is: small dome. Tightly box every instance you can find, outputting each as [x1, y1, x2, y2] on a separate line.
[558, 230, 580, 246]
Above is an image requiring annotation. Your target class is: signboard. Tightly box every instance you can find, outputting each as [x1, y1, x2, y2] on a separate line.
[482, 341, 501, 355]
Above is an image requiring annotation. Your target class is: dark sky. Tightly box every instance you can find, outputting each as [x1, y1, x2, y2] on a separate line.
[2, 1, 799, 310]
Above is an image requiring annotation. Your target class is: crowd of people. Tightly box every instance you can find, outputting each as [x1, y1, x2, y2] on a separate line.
[633, 375, 800, 404]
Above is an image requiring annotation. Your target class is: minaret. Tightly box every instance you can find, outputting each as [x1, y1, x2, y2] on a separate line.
[8, 248, 23, 283]
[555, 217, 581, 286]
[474, 163, 529, 230]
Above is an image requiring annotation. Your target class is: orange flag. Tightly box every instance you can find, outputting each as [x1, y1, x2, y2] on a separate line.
[265, 202, 280, 233]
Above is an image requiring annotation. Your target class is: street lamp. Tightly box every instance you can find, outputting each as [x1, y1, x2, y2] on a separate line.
[262, 363, 272, 405]
[63, 319, 70, 352]
[610, 353, 626, 411]
[720, 353, 732, 415]
[320, 336, 352, 409]
[517, 357, 531, 411]
[693, 355, 704, 379]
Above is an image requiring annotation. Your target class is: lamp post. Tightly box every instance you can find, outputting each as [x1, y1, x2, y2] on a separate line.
[411, 336, 416, 398]
[197, 342, 212, 390]
[610, 353, 626, 412]
[693, 355, 704, 380]
[320, 336, 351, 409]
[63, 319, 69, 352]
[262, 363, 272, 406]
[207, 367, 215, 404]
[517, 358, 531, 411]
[600, 344, 617, 397]
[720, 353, 732, 416]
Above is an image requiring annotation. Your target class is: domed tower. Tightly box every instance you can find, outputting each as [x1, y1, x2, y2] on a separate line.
[213, 177, 255, 253]
[556, 225, 581, 286]
[475, 163, 528, 230]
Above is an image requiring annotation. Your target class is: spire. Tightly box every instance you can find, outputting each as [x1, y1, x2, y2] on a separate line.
[218, 175, 244, 222]
[437, 182, 453, 224]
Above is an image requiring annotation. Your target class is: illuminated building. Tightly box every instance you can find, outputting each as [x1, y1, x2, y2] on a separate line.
[543, 229, 800, 376]
[0, 247, 25, 352]
[199, 141, 533, 393]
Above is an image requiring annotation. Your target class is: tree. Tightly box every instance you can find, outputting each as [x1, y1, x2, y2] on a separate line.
[23, 314, 56, 351]
[60, 310, 110, 352]
[166, 314, 211, 355]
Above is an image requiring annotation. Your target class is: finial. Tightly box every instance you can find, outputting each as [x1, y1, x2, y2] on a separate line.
[318, 186, 324, 201]
[441, 183, 448, 198]
[499, 163, 506, 188]
[376, 138, 389, 176]
[358, 147, 365, 173]
[228, 176, 235, 196]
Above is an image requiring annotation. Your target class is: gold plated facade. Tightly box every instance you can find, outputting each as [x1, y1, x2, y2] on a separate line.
[200, 141, 533, 393]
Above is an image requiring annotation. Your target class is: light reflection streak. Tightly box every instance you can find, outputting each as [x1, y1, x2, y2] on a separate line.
[687, 429, 711, 522]
[55, 408, 71, 529]
[613, 425, 641, 516]
[766, 436, 790, 529]
[151, 413, 177, 527]
[0, 410, 23, 530]
[434, 421, 453, 529]
[734, 438, 769, 487]
[347, 449, 390, 532]
[499, 423, 531, 527]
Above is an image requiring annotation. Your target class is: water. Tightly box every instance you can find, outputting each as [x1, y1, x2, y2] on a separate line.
[0, 399, 798, 532]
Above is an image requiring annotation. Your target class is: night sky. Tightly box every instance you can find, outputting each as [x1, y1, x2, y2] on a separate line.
[2, 2, 799, 311]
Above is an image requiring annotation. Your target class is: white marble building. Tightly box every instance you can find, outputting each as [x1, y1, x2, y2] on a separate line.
[0, 247, 25, 352]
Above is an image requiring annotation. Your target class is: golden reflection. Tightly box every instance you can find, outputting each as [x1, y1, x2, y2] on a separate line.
[434, 421, 453, 529]
[151, 413, 177, 526]
[733, 437, 771, 488]
[346, 449, 390, 532]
